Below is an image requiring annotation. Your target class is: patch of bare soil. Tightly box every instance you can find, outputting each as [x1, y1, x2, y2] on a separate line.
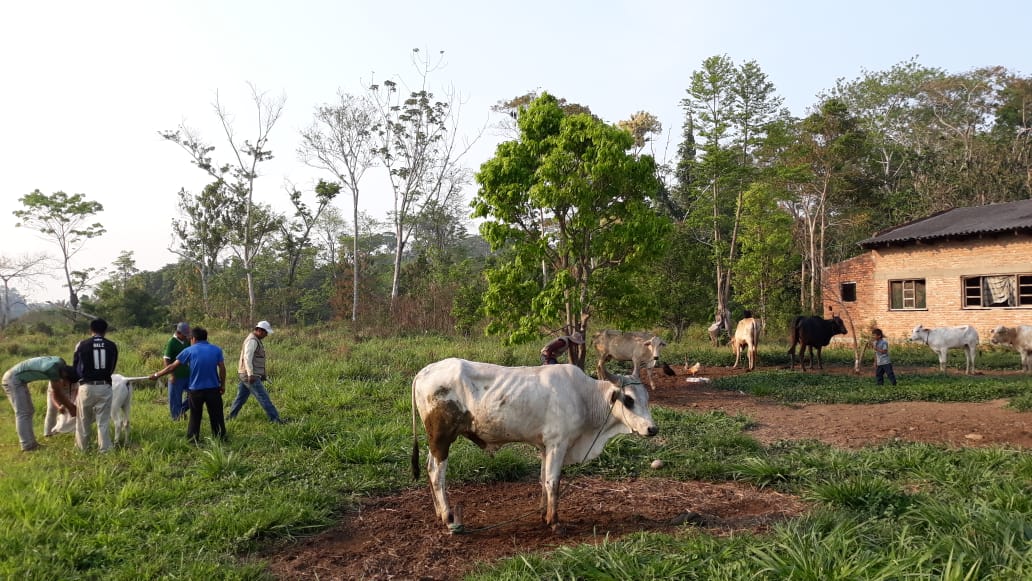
[259, 363, 1031, 580]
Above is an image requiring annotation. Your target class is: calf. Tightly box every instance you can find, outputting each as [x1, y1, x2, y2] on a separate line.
[989, 325, 1032, 372]
[731, 317, 761, 371]
[593, 330, 667, 387]
[411, 358, 657, 533]
[110, 374, 141, 445]
[787, 315, 848, 370]
[910, 324, 979, 374]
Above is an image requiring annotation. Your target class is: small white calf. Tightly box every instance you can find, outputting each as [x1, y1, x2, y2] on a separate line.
[989, 325, 1032, 372]
[910, 324, 979, 374]
[110, 374, 143, 445]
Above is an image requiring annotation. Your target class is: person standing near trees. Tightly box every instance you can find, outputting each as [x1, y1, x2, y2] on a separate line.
[150, 326, 228, 444]
[73, 318, 118, 453]
[229, 320, 286, 424]
[163, 322, 191, 420]
[540, 332, 585, 365]
[2, 356, 79, 451]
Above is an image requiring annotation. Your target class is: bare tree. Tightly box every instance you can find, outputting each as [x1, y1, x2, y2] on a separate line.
[161, 83, 285, 322]
[0, 253, 49, 328]
[299, 91, 377, 321]
[368, 49, 480, 303]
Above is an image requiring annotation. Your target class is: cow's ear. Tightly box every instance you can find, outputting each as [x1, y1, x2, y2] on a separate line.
[609, 387, 622, 405]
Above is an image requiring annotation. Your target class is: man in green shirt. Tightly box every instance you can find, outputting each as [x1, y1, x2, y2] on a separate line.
[163, 322, 191, 420]
[2, 356, 79, 451]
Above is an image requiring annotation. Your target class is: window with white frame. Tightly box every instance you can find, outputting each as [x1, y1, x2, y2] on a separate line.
[963, 274, 1032, 307]
[889, 279, 926, 310]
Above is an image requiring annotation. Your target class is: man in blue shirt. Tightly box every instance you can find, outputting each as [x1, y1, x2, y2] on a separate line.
[150, 326, 227, 444]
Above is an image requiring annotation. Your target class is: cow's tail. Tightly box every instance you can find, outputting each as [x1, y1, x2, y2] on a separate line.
[787, 316, 803, 364]
[411, 378, 420, 481]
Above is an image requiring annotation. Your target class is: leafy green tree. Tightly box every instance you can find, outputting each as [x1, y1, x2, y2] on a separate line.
[783, 98, 868, 312]
[680, 55, 787, 333]
[472, 93, 670, 367]
[733, 183, 799, 325]
[111, 250, 139, 292]
[13, 190, 105, 311]
[169, 180, 235, 312]
[281, 180, 340, 287]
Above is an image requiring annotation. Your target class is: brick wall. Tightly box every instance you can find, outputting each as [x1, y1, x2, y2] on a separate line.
[823, 235, 1032, 343]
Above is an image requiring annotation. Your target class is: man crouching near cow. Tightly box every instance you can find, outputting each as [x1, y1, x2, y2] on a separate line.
[540, 331, 585, 365]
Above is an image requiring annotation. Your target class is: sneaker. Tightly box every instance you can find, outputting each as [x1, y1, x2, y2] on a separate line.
[23, 442, 42, 452]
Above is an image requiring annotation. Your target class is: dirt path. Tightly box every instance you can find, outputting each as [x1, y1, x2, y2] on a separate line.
[259, 363, 1031, 580]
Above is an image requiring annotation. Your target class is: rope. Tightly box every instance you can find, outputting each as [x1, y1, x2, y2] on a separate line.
[452, 379, 632, 535]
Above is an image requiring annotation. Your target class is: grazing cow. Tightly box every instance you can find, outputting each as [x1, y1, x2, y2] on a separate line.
[109, 374, 137, 445]
[731, 317, 761, 371]
[593, 330, 668, 387]
[910, 324, 979, 374]
[707, 321, 722, 346]
[787, 315, 848, 370]
[989, 325, 1032, 372]
[411, 358, 658, 533]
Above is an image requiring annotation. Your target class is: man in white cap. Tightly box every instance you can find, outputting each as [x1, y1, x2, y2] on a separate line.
[228, 320, 286, 424]
[540, 331, 585, 365]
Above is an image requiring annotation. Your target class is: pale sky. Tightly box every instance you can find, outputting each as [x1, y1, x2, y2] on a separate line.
[3, 0, 1029, 302]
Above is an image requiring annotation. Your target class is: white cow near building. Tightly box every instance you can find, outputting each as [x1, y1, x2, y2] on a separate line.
[731, 317, 761, 371]
[592, 330, 667, 387]
[411, 358, 658, 533]
[910, 324, 979, 374]
[989, 325, 1032, 372]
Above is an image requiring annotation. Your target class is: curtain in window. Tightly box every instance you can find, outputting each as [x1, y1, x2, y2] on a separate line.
[984, 276, 1015, 306]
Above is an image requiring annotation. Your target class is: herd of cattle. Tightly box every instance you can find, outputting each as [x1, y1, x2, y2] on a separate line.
[410, 322, 1032, 533]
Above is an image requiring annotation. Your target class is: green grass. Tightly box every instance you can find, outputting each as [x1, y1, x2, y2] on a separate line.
[1, 327, 1030, 579]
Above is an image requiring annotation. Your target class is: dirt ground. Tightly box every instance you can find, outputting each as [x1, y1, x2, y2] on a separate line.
[260, 363, 1031, 581]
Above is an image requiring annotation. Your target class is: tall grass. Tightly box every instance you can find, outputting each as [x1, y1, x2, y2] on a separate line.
[1, 326, 1030, 579]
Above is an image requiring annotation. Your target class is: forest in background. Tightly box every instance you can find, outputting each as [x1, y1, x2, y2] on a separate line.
[3, 55, 1030, 344]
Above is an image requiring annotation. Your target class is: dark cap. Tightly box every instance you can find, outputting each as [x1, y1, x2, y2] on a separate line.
[175, 322, 190, 334]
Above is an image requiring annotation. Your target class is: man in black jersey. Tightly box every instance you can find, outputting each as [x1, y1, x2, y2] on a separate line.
[73, 318, 118, 452]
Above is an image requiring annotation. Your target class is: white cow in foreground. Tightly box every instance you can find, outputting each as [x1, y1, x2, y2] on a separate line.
[110, 374, 136, 445]
[731, 317, 761, 371]
[411, 358, 658, 533]
[593, 330, 668, 387]
[910, 324, 979, 374]
[989, 325, 1032, 372]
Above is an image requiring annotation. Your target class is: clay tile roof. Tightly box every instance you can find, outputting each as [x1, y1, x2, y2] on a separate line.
[859, 199, 1032, 248]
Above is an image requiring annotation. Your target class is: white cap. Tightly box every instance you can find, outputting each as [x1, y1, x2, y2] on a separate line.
[255, 320, 274, 334]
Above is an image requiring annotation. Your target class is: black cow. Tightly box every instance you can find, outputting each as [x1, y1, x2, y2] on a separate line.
[787, 315, 848, 370]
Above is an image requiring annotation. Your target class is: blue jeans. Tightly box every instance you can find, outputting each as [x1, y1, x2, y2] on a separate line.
[876, 364, 897, 386]
[169, 376, 189, 419]
[228, 376, 281, 422]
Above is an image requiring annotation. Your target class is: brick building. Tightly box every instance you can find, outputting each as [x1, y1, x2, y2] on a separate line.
[823, 199, 1032, 342]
